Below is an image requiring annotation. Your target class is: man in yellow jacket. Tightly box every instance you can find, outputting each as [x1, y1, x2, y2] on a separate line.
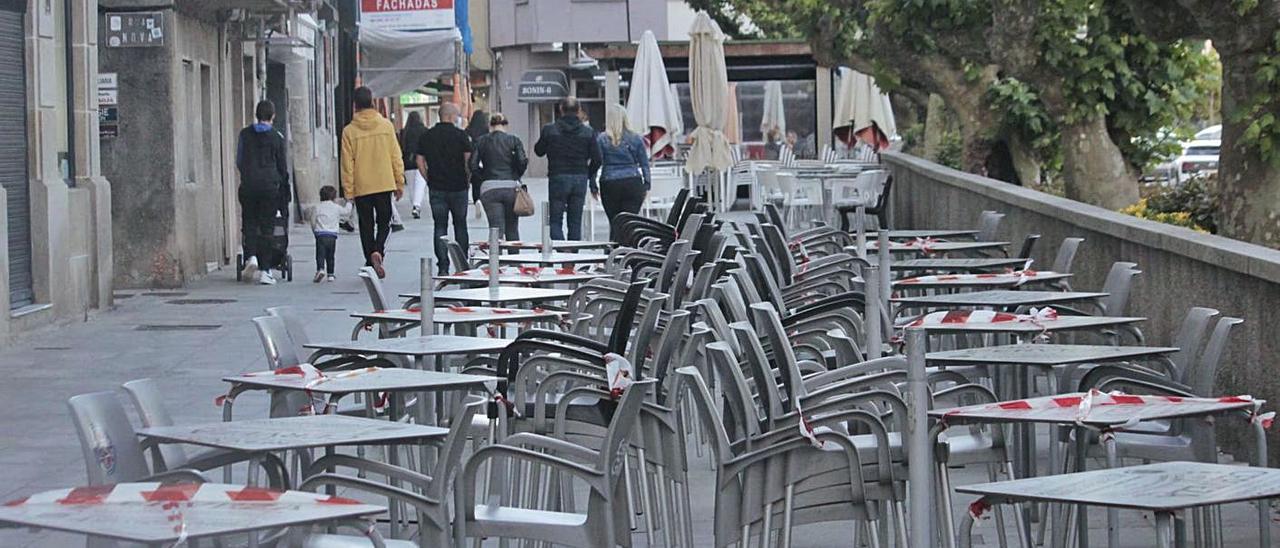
[340, 86, 405, 278]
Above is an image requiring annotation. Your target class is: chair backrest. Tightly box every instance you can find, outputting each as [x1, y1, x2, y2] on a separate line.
[1186, 316, 1243, 394]
[1098, 262, 1141, 316]
[358, 267, 393, 311]
[67, 391, 151, 485]
[976, 211, 1005, 242]
[1016, 234, 1041, 260]
[252, 315, 303, 369]
[1169, 307, 1220, 379]
[1051, 237, 1085, 273]
[429, 396, 484, 501]
[673, 364, 734, 462]
[749, 303, 807, 409]
[663, 187, 691, 226]
[120, 379, 188, 469]
[444, 238, 471, 273]
[598, 380, 655, 480]
[703, 343, 765, 444]
[266, 305, 312, 360]
[759, 223, 795, 284]
[730, 321, 788, 419]
[606, 281, 649, 355]
[694, 298, 741, 355]
[648, 309, 692, 384]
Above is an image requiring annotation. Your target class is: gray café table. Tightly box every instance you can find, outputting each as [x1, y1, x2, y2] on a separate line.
[868, 228, 981, 240]
[902, 313, 1145, 337]
[956, 462, 1279, 548]
[435, 267, 608, 287]
[222, 367, 499, 414]
[892, 290, 1108, 314]
[472, 251, 611, 265]
[893, 271, 1073, 290]
[867, 239, 1010, 255]
[0, 482, 386, 547]
[892, 257, 1031, 273]
[401, 287, 574, 308]
[350, 306, 565, 339]
[927, 344, 1178, 499]
[476, 239, 614, 252]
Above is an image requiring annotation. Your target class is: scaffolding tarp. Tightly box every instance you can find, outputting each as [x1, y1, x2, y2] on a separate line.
[358, 27, 460, 98]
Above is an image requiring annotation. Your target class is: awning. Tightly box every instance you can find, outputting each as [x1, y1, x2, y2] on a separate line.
[517, 70, 569, 103]
[358, 27, 460, 98]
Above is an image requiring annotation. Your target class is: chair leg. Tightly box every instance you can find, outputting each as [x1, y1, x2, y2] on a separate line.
[635, 450, 657, 546]
[937, 463, 958, 548]
[781, 484, 795, 548]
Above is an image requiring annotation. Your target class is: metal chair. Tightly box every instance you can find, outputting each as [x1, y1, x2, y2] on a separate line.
[455, 381, 656, 548]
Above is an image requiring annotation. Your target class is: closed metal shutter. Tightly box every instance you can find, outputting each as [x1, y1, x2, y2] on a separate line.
[0, 5, 32, 309]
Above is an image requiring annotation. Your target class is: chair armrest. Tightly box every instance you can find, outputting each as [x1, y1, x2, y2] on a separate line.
[303, 454, 436, 494]
[299, 473, 444, 519]
[501, 432, 601, 465]
[143, 468, 210, 484]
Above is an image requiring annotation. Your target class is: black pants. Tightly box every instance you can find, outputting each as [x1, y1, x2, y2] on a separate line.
[239, 188, 278, 265]
[314, 234, 337, 274]
[430, 189, 470, 274]
[354, 191, 393, 266]
[480, 187, 521, 242]
[600, 177, 647, 242]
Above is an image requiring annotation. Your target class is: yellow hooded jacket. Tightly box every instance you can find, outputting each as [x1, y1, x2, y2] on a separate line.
[340, 109, 406, 199]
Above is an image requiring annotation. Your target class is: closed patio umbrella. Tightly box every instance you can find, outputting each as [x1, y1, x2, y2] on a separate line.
[685, 11, 733, 174]
[760, 80, 786, 139]
[832, 67, 896, 150]
[627, 30, 684, 159]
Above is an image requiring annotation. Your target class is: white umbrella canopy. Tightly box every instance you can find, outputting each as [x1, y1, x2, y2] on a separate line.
[627, 30, 684, 159]
[833, 67, 897, 149]
[686, 11, 733, 174]
[760, 80, 786, 138]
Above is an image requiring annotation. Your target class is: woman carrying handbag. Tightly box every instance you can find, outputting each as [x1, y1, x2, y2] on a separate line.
[469, 113, 530, 240]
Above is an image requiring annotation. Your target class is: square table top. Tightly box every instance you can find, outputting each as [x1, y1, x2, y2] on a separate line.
[352, 306, 564, 325]
[867, 240, 1010, 254]
[893, 271, 1073, 289]
[473, 252, 611, 265]
[930, 391, 1255, 426]
[409, 287, 575, 304]
[893, 290, 1107, 308]
[435, 268, 607, 286]
[891, 258, 1032, 272]
[476, 240, 614, 252]
[138, 415, 448, 452]
[305, 334, 512, 357]
[0, 482, 384, 544]
[868, 229, 981, 240]
[224, 367, 498, 394]
[902, 314, 1145, 335]
[926, 343, 1177, 366]
[957, 462, 1280, 512]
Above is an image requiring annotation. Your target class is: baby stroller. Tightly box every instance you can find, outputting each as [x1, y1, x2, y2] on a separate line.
[236, 209, 294, 282]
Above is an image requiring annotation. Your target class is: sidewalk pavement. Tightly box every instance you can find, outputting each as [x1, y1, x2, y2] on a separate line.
[0, 178, 1273, 546]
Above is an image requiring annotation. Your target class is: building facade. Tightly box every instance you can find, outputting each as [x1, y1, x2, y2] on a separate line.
[486, 0, 695, 175]
[100, 0, 339, 288]
[0, 0, 113, 341]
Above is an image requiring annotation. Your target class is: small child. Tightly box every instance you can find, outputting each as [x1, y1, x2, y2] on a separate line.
[306, 186, 352, 282]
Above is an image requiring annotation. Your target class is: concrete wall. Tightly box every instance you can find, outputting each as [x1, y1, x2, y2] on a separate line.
[0, 0, 113, 343]
[883, 151, 1280, 465]
[489, 0, 670, 48]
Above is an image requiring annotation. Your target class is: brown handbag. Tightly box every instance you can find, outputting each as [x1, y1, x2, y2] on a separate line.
[513, 184, 535, 217]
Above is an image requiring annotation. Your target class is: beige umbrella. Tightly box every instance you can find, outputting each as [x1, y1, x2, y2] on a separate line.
[832, 67, 897, 149]
[760, 80, 786, 139]
[626, 30, 684, 159]
[725, 83, 742, 144]
[686, 11, 733, 174]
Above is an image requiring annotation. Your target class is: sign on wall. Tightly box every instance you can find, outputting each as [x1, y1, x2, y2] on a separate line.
[360, 0, 456, 31]
[104, 12, 165, 47]
[98, 73, 118, 139]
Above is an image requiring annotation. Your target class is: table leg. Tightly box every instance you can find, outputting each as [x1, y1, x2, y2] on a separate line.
[1155, 512, 1174, 548]
[1075, 425, 1090, 548]
[387, 394, 402, 538]
[1104, 434, 1119, 548]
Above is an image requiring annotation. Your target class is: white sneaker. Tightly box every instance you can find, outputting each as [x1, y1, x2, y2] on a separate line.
[241, 256, 259, 282]
[258, 271, 276, 285]
[326, 275, 336, 282]
[313, 271, 326, 283]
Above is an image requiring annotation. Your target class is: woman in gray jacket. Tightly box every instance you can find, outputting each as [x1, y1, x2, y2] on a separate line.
[469, 113, 529, 240]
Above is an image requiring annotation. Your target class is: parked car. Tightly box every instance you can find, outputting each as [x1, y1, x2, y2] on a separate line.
[1194, 124, 1222, 140]
[1175, 139, 1220, 183]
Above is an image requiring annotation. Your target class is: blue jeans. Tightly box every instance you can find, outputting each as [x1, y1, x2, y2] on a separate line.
[548, 175, 588, 240]
[429, 189, 470, 273]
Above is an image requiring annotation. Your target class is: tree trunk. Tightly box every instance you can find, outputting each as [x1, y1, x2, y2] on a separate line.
[1217, 52, 1280, 247]
[1059, 114, 1140, 209]
[922, 94, 949, 162]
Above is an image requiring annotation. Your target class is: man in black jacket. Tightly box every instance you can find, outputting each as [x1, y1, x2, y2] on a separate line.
[534, 98, 601, 240]
[236, 100, 289, 285]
